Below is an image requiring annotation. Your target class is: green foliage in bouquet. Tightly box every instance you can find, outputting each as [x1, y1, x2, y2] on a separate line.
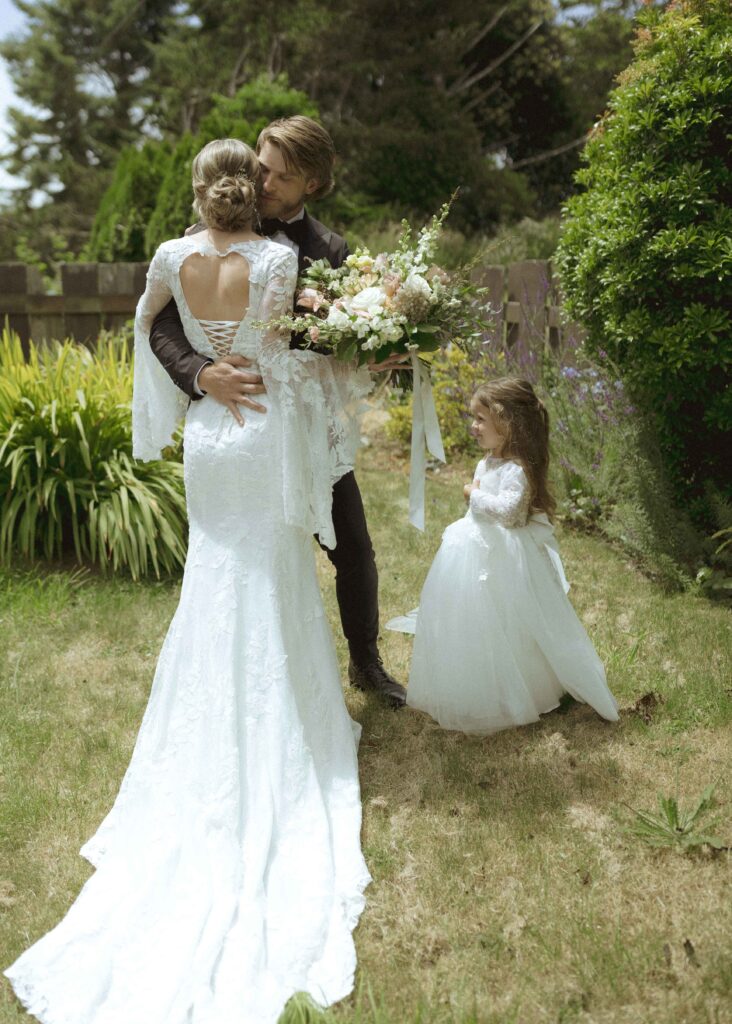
[555, 0, 732, 512]
[0, 329, 187, 579]
[269, 200, 489, 368]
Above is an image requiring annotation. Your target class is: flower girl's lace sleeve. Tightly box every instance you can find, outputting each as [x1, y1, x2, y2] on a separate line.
[258, 247, 372, 549]
[469, 461, 531, 528]
[132, 245, 189, 461]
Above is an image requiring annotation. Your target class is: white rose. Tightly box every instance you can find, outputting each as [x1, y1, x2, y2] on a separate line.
[326, 306, 351, 330]
[403, 272, 432, 300]
[382, 323, 403, 342]
[350, 286, 387, 317]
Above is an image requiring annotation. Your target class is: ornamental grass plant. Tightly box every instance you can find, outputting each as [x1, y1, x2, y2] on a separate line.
[0, 328, 187, 579]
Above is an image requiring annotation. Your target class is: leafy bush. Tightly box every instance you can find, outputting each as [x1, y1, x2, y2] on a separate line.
[625, 785, 725, 852]
[485, 216, 561, 265]
[86, 142, 172, 262]
[88, 76, 319, 260]
[555, 0, 732, 510]
[0, 329, 187, 579]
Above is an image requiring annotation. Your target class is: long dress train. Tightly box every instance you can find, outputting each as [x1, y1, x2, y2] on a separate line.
[4, 237, 372, 1023]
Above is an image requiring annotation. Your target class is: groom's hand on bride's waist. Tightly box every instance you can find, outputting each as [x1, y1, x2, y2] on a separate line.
[198, 356, 267, 427]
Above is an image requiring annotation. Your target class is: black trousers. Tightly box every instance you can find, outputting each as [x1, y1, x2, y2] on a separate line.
[319, 471, 380, 666]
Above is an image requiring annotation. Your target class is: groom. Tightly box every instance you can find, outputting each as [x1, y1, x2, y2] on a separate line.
[148, 115, 406, 708]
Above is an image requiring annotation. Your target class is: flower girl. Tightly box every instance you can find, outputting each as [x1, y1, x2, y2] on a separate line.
[388, 377, 619, 734]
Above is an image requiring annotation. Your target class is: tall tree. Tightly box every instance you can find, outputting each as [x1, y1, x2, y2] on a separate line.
[0, 0, 174, 253]
[148, 0, 309, 135]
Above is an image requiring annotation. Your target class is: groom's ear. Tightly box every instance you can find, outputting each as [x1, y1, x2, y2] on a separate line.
[304, 177, 320, 197]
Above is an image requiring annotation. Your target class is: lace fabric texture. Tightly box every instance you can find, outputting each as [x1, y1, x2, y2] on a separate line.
[402, 457, 619, 734]
[5, 236, 372, 1023]
[132, 235, 372, 548]
[468, 457, 532, 527]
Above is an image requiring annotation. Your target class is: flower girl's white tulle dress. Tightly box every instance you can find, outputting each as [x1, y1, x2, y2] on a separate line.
[4, 237, 373, 1024]
[388, 457, 619, 734]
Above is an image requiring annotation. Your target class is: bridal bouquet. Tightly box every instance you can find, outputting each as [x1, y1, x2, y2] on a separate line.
[268, 199, 479, 366]
[267, 199, 485, 532]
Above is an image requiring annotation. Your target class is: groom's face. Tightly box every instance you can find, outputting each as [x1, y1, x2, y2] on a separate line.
[258, 141, 319, 221]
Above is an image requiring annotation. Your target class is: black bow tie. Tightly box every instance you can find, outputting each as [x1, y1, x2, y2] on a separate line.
[260, 217, 307, 245]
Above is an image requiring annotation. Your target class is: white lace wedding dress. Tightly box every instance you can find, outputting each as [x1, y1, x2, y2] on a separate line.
[4, 236, 372, 1024]
[388, 457, 619, 734]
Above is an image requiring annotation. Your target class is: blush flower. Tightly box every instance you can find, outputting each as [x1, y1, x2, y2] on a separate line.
[298, 288, 326, 312]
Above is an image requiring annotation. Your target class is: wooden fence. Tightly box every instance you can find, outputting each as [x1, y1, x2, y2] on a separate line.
[0, 262, 149, 350]
[0, 259, 580, 351]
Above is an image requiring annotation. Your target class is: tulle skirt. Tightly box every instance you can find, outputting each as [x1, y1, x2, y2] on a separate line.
[397, 512, 618, 735]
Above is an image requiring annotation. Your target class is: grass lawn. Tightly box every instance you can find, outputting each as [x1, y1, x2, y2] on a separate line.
[1, 441, 731, 1024]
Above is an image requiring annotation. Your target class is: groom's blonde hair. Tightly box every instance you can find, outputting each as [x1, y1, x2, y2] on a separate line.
[256, 116, 336, 201]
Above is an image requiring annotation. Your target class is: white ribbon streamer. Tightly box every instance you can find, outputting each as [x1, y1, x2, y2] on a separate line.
[527, 514, 571, 594]
[409, 350, 446, 530]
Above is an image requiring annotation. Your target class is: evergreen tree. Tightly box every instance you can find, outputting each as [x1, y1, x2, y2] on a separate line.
[0, 0, 174, 253]
[87, 143, 172, 262]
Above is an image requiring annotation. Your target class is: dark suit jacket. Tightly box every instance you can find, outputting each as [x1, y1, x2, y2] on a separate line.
[148, 211, 350, 399]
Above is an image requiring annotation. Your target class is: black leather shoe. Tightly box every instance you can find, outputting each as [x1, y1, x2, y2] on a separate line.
[348, 658, 407, 708]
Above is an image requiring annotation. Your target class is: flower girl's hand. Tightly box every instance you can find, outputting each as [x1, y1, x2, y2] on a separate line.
[463, 481, 479, 503]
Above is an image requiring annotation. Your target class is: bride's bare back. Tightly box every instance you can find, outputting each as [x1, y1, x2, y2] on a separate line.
[179, 229, 261, 321]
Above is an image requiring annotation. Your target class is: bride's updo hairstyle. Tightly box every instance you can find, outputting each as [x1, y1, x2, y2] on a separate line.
[192, 138, 262, 232]
[473, 377, 556, 520]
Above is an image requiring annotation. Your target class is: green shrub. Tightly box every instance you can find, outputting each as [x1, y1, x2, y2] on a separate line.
[0, 329, 187, 579]
[485, 216, 561, 265]
[555, 0, 732, 511]
[89, 76, 320, 258]
[86, 142, 172, 262]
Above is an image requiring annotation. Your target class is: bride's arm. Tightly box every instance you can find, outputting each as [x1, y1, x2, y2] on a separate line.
[132, 246, 190, 461]
[257, 248, 371, 548]
[259, 249, 371, 396]
[135, 248, 174, 334]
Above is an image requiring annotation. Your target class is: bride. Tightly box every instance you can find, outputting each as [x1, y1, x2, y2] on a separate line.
[5, 138, 372, 1024]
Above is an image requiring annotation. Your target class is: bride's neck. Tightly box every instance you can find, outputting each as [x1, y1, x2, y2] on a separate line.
[205, 223, 261, 247]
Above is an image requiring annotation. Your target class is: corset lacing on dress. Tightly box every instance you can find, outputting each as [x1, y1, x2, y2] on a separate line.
[198, 319, 240, 358]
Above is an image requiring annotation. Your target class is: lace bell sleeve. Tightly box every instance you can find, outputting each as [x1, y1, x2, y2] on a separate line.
[256, 247, 372, 549]
[469, 461, 531, 528]
[132, 245, 189, 461]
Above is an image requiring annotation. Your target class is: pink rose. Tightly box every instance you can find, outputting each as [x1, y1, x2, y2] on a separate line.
[309, 325, 320, 343]
[426, 265, 450, 286]
[298, 287, 325, 312]
[382, 272, 402, 297]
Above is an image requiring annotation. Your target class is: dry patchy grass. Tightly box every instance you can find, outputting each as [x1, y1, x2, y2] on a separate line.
[1, 443, 731, 1024]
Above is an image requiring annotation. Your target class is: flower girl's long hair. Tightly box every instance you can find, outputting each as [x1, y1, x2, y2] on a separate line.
[473, 378, 556, 521]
